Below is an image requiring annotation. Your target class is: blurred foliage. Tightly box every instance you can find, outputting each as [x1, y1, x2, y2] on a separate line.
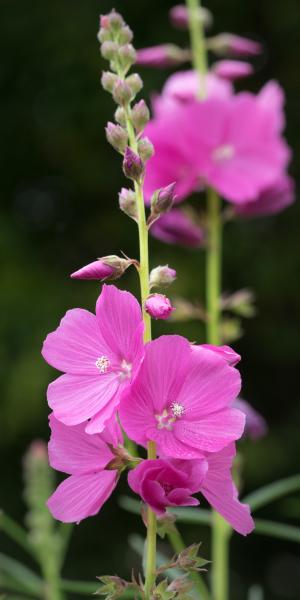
[1, 0, 300, 598]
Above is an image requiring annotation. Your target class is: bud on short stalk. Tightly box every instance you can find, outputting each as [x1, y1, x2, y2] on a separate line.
[207, 33, 262, 57]
[70, 255, 133, 281]
[101, 71, 118, 93]
[148, 182, 176, 226]
[114, 106, 127, 127]
[112, 79, 133, 106]
[145, 293, 175, 320]
[118, 188, 138, 221]
[100, 40, 118, 61]
[149, 265, 177, 289]
[138, 137, 154, 162]
[125, 73, 143, 96]
[118, 44, 137, 74]
[123, 146, 144, 181]
[131, 99, 150, 133]
[105, 122, 128, 154]
[118, 25, 133, 45]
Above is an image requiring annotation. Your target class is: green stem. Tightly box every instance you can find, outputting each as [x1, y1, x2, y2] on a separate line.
[186, 1, 230, 598]
[186, 0, 208, 98]
[243, 474, 300, 512]
[168, 529, 212, 600]
[124, 106, 156, 599]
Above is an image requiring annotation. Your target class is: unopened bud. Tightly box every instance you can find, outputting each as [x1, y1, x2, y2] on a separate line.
[114, 106, 127, 127]
[101, 71, 118, 93]
[118, 44, 137, 74]
[97, 27, 112, 44]
[137, 44, 190, 68]
[137, 137, 154, 162]
[112, 79, 133, 105]
[118, 25, 134, 45]
[123, 146, 144, 181]
[149, 182, 176, 224]
[118, 188, 138, 220]
[169, 5, 213, 30]
[99, 15, 110, 30]
[131, 99, 150, 133]
[105, 121, 128, 154]
[149, 265, 177, 288]
[101, 40, 118, 61]
[70, 256, 132, 281]
[207, 33, 262, 57]
[125, 73, 143, 97]
[145, 293, 175, 320]
[108, 10, 124, 32]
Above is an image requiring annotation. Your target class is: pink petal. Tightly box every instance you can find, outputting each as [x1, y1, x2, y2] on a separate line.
[47, 471, 117, 523]
[48, 414, 113, 475]
[42, 309, 111, 375]
[96, 285, 144, 367]
[47, 372, 120, 427]
[174, 408, 245, 452]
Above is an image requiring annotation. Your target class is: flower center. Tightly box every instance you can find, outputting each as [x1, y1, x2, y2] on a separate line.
[119, 359, 132, 380]
[212, 144, 235, 162]
[155, 403, 185, 430]
[160, 481, 173, 495]
[95, 355, 110, 374]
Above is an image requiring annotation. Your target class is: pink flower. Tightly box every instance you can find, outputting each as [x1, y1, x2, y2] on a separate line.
[144, 90, 290, 204]
[151, 209, 205, 247]
[145, 294, 175, 320]
[128, 458, 206, 516]
[234, 398, 268, 440]
[128, 446, 254, 535]
[47, 414, 122, 523]
[71, 260, 114, 280]
[235, 175, 295, 217]
[42, 284, 144, 434]
[137, 45, 188, 68]
[212, 60, 254, 80]
[119, 335, 244, 459]
[196, 344, 241, 367]
[169, 4, 213, 30]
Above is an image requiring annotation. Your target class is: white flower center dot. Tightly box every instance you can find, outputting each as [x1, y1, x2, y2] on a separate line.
[213, 144, 235, 162]
[95, 355, 110, 373]
[170, 402, 185, 418]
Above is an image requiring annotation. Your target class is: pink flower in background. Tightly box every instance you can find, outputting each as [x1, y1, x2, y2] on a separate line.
[234, 398, 268, 440]
[120, 335, 244, 459]
[194, 344, 241, 366]
[137, 44, 189, 68]
[151, 209, 205, 247]
[128, 446, 254, 535]
[42, 285, 144, 434]
[128, 458, 206, 516]
[144, 90, 290, 204]
[212, 60, 254, 80]
[236, 175, 295, 217]
[209, 33, 262, 57]
[145, 294, 175, 320]
[47, 415, 122, 523]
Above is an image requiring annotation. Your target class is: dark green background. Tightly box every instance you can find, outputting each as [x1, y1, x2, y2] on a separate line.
[1, 1, 299, 598]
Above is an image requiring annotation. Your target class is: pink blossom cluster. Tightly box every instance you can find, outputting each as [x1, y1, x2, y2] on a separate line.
[43, 284, 254, 535]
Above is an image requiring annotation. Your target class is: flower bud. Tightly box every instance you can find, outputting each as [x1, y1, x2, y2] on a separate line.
[118, 188, 138, 220]
[131, 99, 150, 133]
[169, 5, 213, 30]
[108, 9, 124, 32]
[149, 182, 176, 224]
[212, 59, 253, 80]
[122, 146, 144, 181]
[118, 25, 134, 45]
[137, 137, 154, 162]
[118, 44, 137, 74]
[149, 265, 177, 288]
[100, 40, 118, 61]
[97, 27, 112, 44]
[137, 44, 190, 68]
[70, 256, 132, 281]
[145, 293, 175, 320]
[112, 79, 133, 105]
[207, 33, 262, 57]
[125, 73, 143, 97]
[101, 71, 118, 93]
[99, 15, 110, 30]
[114, 106, 127, 127]
[105, 121, 128, 154]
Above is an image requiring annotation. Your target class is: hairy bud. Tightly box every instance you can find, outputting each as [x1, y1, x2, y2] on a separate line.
[112, 79, 133, 105]
[145, 293, 175, 320]
[149, 265, 177, 288]
[100, 40, 118, 61]
[148, 183, 176, 225]
[138, 137, 154, 162]
[125, 73, 143, 97]
[123, 146, 144, 181]
[101, 71, 118, 93]
[118, 188, 138, 221]
[131, 99, 150, 133]
[114, 106, 127, 127]
[71, 256, 133, 281]
[118, 44, 137, 73]
[105, 122, 128, 154]
[118, 25, 134, 45]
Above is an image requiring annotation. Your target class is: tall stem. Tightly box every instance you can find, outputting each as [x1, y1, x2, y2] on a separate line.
[125, 113, 156, 598]
[185, 2, 231, 599]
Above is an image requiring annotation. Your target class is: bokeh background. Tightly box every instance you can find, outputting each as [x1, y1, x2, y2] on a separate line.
[1, 0, 300, 598]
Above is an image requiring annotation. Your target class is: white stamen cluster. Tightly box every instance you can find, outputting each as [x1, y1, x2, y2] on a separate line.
[213, 144, 235, 162]
[95, 355, 110, 373]
[170, 402, 185, 418]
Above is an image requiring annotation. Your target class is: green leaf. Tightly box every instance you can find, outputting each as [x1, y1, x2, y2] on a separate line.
[243, 475, 300, 512]
[0, 511, 37, 561]
[255, 519, 300, 543]
[0, 553, 43, 595]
